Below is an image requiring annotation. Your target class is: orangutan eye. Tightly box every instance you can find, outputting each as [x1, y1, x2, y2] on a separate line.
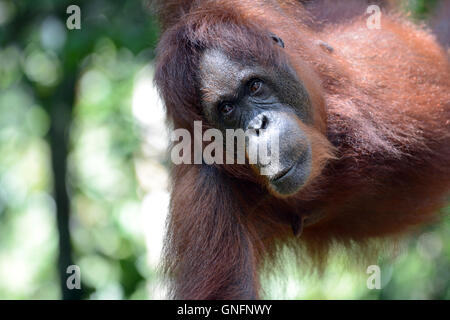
[219, 102, 234, 116]
[249, 79, 263, 95]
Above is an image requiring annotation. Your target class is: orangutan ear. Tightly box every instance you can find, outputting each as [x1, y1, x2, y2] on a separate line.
[270, 33, 285, 48]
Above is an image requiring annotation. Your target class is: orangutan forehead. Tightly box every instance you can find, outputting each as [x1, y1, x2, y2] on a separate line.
[198, 49, 259, 104]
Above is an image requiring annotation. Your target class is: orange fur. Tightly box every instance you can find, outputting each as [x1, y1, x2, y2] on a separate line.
[153, 0, 450, 299]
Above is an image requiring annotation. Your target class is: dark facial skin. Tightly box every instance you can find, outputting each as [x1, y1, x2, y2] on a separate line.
[198, 44, 314, 195]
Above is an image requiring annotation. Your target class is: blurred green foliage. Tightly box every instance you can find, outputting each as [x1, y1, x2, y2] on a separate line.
[0, 0, 162, 299]
[0, 0, 448, 300]
[402, 0, 439, 20]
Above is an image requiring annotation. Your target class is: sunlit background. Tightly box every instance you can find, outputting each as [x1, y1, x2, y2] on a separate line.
[0, 0, 448, 299]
